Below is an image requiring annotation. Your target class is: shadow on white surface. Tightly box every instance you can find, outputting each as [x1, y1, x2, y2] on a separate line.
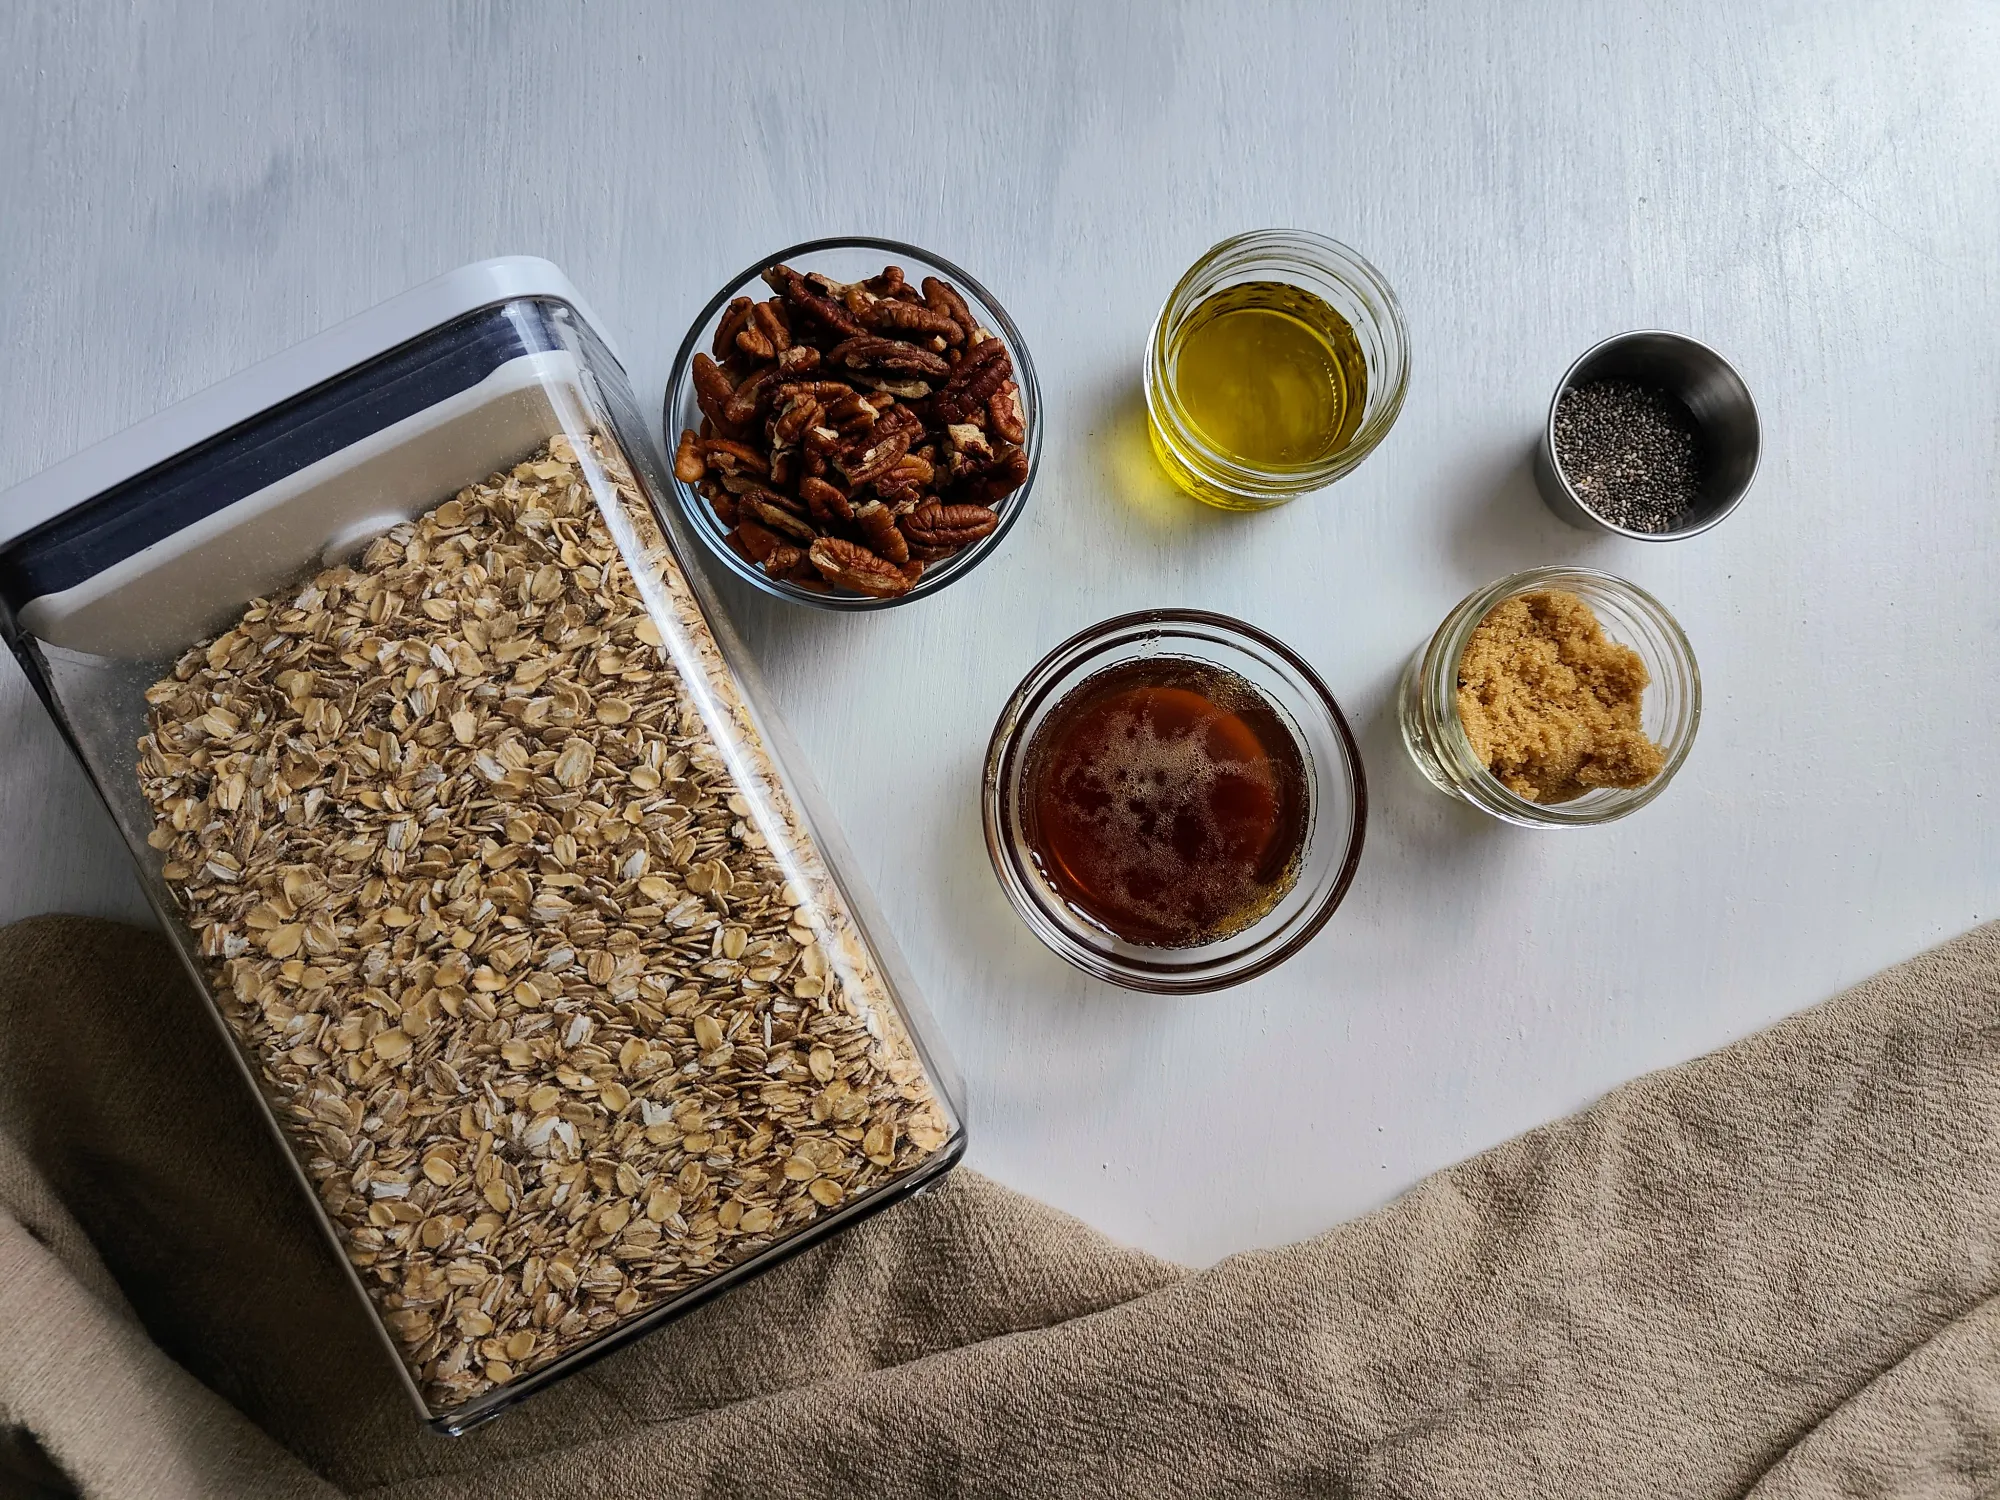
[924, 733, 1168, 1114]
[1444, 447, 1619, 588]
[1092, 378, 1220, 535]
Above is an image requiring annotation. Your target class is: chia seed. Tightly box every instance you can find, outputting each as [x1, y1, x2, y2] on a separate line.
[1552, 378, 1704, 534]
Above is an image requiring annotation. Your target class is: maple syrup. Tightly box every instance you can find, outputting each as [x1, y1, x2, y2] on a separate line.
[1021, 658, 1309, 948]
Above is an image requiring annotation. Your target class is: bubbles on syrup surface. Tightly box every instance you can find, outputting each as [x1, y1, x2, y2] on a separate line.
[1021, 662, 1307, 948]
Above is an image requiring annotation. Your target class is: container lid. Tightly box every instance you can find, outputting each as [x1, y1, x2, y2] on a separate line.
[0, 257, 609, 555]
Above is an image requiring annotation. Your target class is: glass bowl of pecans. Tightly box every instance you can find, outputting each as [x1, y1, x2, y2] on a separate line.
[663, 237, 1042, 609]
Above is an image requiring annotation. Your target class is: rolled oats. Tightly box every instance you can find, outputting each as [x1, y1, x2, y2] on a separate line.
[135, 432, 953, 1414]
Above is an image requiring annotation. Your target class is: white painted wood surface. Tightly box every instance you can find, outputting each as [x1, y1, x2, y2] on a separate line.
[2, 1, 1996, 1266]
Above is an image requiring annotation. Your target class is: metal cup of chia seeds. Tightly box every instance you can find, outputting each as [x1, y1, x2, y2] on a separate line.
[1534, 330, 1760, 541]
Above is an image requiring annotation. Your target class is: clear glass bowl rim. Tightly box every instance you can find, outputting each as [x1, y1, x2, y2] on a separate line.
[982, 607, 1368, 993]
[662, 235, 1042, 611]
[1144, 228, 1411, 501]
[1410, 565, 1702, 827]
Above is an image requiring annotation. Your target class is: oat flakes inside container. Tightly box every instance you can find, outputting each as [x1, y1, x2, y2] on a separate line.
[0, 262, 964, 1432]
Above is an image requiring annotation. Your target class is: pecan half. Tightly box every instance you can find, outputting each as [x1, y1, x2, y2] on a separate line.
[742, 482, 806, 518]
[712, 298, 753, 361]
[889, 453, 934, 488]
[808, 537, 915, 597]
[952, 444, 1029, 508]
[799, 475, 854, 525]
[874, 450, 935, 508]
[753, 300, 791, 351]
[761, 543, 805, 580]
[922, 276, 976, 344]
[730, 519, 784, 564]
[722, 366, 780, 427]
[701, 481, 737, 527]
[775, 380, 858, 404]
[764, 264, 867, 338]
[770, 394, 822, 447]
[737, 300, 791, 360]
[672, 430, 705, 484]
[692, 354, 737, 432]
[825, 393, 877, 433]
[856, 297, 963, 345]
[769, 447, 798, 490]
[902, 502, 1000, 550]
[851, 373, 933, 399]
[804, 270, 858, 302]
[852, 501, 910, 564]
[745, 492, 817, 542]
[824, 336, 952, 380]
[696, 437, 769, 479]
[989, 380, 1026, 445]
[946, 422, 992, 463]
[931, 339, 1013, 424]
[835, 426, 914, 487]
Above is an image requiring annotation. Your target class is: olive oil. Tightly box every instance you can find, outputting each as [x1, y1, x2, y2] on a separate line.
[1021, 658, 1309, 948]
[1171, 281, 1367, 469]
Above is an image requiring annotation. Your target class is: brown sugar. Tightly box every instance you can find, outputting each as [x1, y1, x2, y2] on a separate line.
[1455, 589, 1665, 803]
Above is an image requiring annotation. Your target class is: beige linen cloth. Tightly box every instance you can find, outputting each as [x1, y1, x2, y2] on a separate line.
[1, 915, 1998, 1498]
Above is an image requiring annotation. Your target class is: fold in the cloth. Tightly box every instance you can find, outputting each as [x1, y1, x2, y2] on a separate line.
[0, 914, 1996, 1498]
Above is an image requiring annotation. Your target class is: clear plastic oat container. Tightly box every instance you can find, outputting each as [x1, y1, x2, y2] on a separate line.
[0, 258, 965, 1433]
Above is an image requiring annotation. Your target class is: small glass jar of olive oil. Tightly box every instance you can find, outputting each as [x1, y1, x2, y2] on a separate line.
[1145, 230, 1409, 510]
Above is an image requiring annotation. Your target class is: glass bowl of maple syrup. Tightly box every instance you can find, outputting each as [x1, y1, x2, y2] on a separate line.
[983, 609, 1366, 993]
